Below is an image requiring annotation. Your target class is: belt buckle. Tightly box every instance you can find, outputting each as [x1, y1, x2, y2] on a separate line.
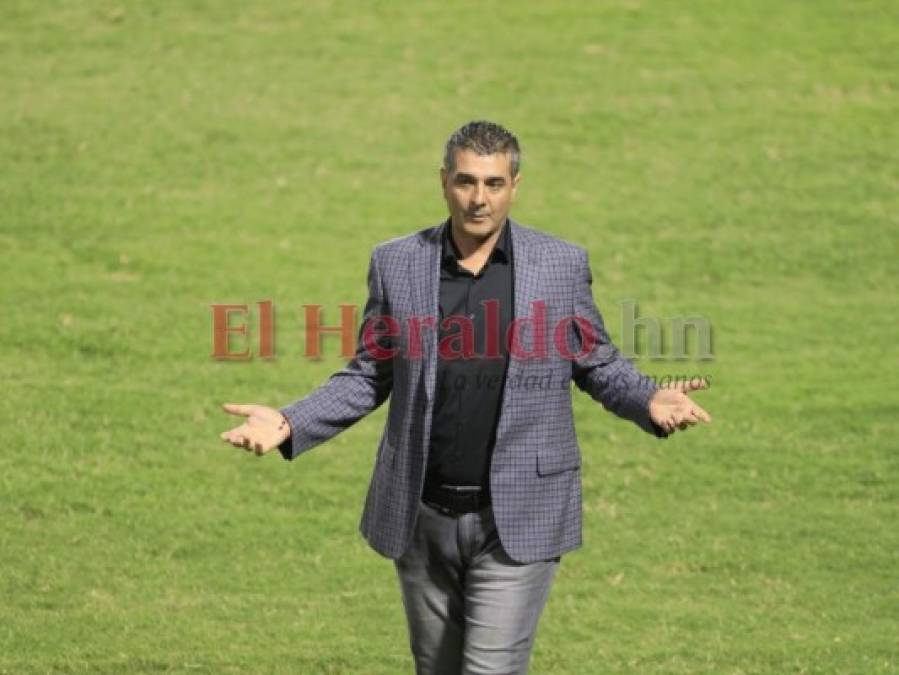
[424, 497, 457, 517]
[446, 487, 474, 515]
[424, 485, 484, 517]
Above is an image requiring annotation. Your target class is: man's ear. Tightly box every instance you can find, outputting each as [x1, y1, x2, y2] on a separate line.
[440, 167, 448, 192]
[511, 172, 522, 197]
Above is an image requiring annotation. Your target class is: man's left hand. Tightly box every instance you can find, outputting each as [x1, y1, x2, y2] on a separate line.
[649, 377, 712, 434]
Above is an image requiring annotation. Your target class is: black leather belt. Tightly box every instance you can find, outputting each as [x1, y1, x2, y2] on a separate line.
[422, 483, 491, 516]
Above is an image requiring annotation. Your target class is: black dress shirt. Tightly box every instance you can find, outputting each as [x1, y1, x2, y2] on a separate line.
[424, 219, 514, 490]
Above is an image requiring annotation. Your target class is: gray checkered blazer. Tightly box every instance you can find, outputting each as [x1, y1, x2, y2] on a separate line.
[278, 218, 666, 564]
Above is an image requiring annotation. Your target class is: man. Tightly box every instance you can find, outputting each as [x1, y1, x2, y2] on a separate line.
[220, 120, 711, 674]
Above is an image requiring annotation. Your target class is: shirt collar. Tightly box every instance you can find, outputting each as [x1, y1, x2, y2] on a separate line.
[441, 218, 511, 267]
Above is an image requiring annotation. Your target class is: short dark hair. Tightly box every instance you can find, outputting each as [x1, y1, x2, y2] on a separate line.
[443, 120, 521, 177]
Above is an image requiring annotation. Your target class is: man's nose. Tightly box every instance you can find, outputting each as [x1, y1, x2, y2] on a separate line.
[472, 182, 486, 206]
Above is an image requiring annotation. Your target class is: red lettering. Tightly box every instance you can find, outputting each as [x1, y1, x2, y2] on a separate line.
[554, 315, 597, 360]
[439, 315, 476, 360]
[482, 299, 502, 358]
[210, 304, 251, 360]
[406, 315, 437, 360]
[507, 300, 548, 359]
[363, 315, 400, 360]
[258, 300, 275, 358]
[304, 304, 357, 359]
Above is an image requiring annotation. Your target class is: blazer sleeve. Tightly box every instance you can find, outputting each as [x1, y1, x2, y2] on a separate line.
[277, 246, 395, 460]
[569, 247, 668, 438]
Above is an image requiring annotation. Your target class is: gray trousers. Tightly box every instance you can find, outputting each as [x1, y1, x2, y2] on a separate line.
[394, 500, 560, 675]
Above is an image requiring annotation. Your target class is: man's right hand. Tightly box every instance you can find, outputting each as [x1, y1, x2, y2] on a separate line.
[219, 403, 291, 456]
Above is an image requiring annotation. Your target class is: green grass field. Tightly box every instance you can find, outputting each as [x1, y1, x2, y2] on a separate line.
[2, 1, 897, 673]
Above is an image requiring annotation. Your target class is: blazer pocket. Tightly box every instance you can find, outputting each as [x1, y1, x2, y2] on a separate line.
[536, 445, 581, 476]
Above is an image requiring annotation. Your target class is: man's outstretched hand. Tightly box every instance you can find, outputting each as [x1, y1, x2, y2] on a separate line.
[219, 403, 291, 456]
[649, 378, 713, 435]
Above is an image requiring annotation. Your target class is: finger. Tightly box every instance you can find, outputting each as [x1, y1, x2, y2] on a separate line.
[678, 417, 697, 428]
[691, 404, 712, 423]
[224, 431, 243, 446]
[223, 424, 248, 444]
[222, 403, 254, 416]
[245, 436, 267, 455]
[664, 415, 676, 433]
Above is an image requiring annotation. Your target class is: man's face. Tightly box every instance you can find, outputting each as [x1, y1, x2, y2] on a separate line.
[441, 149, 521, 241]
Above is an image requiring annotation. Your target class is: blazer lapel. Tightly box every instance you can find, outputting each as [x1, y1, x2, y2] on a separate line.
[408, 220, 445, 404]
[508, 218, 543, 343]
[494, 219, 543, 443]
